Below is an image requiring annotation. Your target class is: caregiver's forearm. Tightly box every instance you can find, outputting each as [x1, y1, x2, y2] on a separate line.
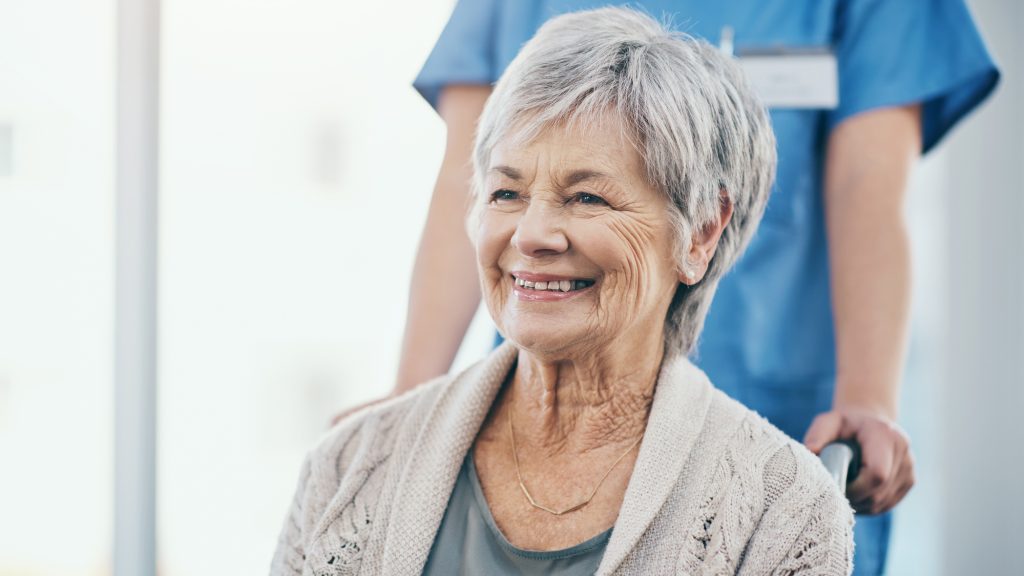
[394, 85, 491, 394]
[824, 105, 921, 418]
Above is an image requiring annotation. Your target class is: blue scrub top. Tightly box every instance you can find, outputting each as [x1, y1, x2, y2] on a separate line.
[414, 0, 999, 442]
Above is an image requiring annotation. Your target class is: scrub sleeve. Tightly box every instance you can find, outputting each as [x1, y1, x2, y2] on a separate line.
[414, 0, 508, 108]
[828, 0, 999, 152]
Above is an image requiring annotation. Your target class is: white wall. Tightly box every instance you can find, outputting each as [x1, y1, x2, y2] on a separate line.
[158, 1, 462, 574]
[941, 1, 1024, 574]
[0, 1, 115, 574]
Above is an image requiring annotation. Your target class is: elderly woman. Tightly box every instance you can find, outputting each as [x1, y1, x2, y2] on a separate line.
[272, 7, 853, 575]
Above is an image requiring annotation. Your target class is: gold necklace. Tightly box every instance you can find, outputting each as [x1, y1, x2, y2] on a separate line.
[508, 401, 643, 516]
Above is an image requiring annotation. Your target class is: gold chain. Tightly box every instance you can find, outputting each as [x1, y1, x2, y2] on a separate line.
[508, 398, 643, 516]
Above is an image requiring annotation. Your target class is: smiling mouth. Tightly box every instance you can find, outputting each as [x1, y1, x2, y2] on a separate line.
[512, 275, 596, 293]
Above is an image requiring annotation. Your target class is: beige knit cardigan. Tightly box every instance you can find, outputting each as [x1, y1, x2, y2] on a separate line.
[270, 343, 854, 575]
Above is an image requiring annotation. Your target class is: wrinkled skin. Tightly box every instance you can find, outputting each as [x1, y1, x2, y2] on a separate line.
[475, 116, 682, 366]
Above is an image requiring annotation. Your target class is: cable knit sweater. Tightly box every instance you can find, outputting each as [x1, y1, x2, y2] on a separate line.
[270, 343, 854, 575]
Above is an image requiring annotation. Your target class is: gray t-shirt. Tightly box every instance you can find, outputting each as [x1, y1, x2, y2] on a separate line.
[423, 451, 611, 575]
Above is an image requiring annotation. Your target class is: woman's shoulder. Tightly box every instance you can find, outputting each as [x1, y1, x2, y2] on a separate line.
[277, 376, 454, 538]
[271, 375, 458, 574]
[706, 388, 846, 500]
[314, 343, 518, 465]
[272, 349, 514, 574]
[662, 388, 854, 573]
[658, 356, 844, 500]
[310, 373, 455, 469]
[703, 389, 854, 570]
[299, 344, 516, 499]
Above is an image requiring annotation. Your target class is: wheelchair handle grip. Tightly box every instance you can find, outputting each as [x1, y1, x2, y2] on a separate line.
[819, 440, 861, 495]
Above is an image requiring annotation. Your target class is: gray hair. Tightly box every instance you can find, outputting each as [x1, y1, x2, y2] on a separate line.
[472, 7, 776, 356]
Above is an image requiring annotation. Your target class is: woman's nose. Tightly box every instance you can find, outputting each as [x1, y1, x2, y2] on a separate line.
[511, 201, 569, 257]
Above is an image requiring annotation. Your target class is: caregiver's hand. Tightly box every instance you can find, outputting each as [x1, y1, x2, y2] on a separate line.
[804, 406, 915, 515]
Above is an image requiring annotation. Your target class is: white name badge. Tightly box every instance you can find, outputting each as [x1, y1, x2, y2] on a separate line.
[736, 48, 838, 109]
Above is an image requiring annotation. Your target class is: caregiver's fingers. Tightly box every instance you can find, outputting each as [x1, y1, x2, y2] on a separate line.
[864, 441, 916, 515]
[847, 415, 913, 514]
[804, 411, 847, 454]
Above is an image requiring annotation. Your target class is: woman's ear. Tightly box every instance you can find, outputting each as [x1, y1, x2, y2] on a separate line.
[679, 189, 734, 285]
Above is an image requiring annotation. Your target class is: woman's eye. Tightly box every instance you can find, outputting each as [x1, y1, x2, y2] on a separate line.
[490, 189, 520, 202]
[573, 192, 607, 206]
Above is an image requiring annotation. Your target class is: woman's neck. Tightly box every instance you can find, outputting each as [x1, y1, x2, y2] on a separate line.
[507, 342, 664, 456]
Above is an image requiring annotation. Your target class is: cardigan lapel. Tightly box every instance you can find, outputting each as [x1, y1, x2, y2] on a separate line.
[595, 354, 714, 575]
[378, 342, 518, 575]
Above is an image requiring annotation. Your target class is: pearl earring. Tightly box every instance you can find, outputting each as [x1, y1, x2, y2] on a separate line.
[684, 263, 699, 282]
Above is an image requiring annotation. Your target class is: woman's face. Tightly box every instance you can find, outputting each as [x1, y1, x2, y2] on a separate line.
[476, 114, 682, 359]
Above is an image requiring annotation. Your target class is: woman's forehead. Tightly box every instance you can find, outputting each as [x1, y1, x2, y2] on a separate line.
[488, 115, 645, 182]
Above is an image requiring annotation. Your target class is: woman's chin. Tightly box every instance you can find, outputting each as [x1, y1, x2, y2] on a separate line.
[501, 323, 592, 357]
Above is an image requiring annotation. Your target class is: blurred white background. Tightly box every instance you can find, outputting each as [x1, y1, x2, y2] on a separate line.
[0, 0, 1020, 574]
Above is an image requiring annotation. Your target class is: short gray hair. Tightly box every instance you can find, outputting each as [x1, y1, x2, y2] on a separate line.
[472, 7, 776, 356]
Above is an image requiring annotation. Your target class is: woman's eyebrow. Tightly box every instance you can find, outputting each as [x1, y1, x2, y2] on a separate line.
[489, 166, 612, 187]
[489, 165, 522, 180]
[560, 169, 611, 188]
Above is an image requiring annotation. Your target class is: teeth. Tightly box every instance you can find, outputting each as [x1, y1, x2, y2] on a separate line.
[514, 276, 592, 292]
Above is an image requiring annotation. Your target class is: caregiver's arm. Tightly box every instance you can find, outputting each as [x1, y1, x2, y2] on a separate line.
[804, 104, 920, 515]
[394, 85, 492, 393]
